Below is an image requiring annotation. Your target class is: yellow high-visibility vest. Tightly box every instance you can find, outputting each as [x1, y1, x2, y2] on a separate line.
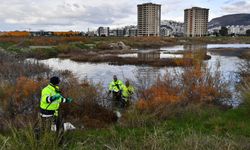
[40, 84, 62, 111]
[122, 85, 134, 101]
[109, 80, 123, 92]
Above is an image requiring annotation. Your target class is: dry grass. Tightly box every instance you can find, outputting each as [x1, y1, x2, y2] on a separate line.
[0, 51, 116, 131]
[135, 60, 231, 120]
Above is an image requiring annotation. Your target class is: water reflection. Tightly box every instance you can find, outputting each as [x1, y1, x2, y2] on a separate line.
[184, 44, 207, 51]
[35, 44, 250, 106]
[36, 59, 165, 88]
[119, 44, 211, 60]
[37, 44, 247, 86]
[118, 52, 183, 59]
[160, 44, 250, 51]
[138, 52, 160, 61]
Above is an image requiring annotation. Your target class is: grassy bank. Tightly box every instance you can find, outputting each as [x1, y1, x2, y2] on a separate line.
[66, 105, 250, 149]
[1, 105, 250, 149]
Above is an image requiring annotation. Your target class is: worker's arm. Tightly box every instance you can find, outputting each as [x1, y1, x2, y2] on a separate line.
[53, 88, 72, 103]
[46, 94, 61, 103]
[128, 86, 135, 95]
[108, 82, 113, 93]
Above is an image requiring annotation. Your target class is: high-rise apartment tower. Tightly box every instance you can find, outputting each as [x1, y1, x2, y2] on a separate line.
[184, 7, 209, 37]
[137, 3, 161, 36]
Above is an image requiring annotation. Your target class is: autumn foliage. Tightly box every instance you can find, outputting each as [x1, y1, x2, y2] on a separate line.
[0, 51, 116, 130]
[1, 31, 30, 37]
[136, 61, 231, 111]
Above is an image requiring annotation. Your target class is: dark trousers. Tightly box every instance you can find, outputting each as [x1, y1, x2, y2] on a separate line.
[40, 108, 63, 132]
[112, 91, 124, 108]
[112, 91, 121, 101]
[40, 116, 60, 131]
[121, 97, 130, 108]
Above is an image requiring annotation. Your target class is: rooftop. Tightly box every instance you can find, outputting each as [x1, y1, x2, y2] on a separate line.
[137, 3, 161, 6]
[185, 7, 209, 11]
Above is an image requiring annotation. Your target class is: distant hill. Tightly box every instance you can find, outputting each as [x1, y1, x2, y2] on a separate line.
[209, 14, 250, 29]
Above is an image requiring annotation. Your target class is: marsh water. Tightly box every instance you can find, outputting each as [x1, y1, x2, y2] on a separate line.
[33, 44, 250, 106]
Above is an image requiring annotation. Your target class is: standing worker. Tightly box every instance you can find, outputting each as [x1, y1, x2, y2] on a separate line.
[40, 76, 73, 132]
[108, 75, 124, 107]
[121, 80, 134, 108]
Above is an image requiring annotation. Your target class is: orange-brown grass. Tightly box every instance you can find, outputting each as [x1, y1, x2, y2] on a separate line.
[0, 51, 116, 131]
[136, 61, 231, 116]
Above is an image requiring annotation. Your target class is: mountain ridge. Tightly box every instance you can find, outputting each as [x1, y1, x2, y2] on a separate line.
[209, 13, 250, 29]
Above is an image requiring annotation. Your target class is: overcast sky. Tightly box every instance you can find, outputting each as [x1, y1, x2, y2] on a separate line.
[0, 0, 249, 31]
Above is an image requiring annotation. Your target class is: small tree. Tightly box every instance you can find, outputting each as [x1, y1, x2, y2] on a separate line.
[246, 29, 250, 36]
[219, 27, 228, 36]
[213, 31, 219, 37]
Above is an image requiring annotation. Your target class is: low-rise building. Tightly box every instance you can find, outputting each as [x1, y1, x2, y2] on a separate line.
[30, 31, 52, 36]
[86, 31, 97, 37]
[160, 20, 184, 37]
[209, 25, 250, 35]
[227, 25, 250, 35]
[208, 26, 221, 35]
[110, 28, 125, 37]
[160, 26, 172, 37]
[129, 28, 138, 37]
[124, 26, 138, 37]
[97, 27, 110, 37]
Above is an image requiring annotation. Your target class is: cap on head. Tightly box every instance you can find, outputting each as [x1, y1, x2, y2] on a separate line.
[125, 80, 130, 86]
[50, 76, 60, 85]
[113, 75, 117, 81]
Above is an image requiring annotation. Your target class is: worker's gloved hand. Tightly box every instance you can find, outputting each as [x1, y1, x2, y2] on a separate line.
[128, 90, 134, 95]
[66, 97, 73, 103]
[50, 94, 62, 101]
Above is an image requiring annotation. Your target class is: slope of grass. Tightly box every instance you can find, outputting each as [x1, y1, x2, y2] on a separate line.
[1, 106, 250, 150]
[64, 106, 250, 149]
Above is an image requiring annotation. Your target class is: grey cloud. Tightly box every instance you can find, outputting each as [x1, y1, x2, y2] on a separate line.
[2, 0, 242, 31]
[222, 0, 250, 13]
[233, 0, 247, 6]
[224, 0, 237, 4]
[73, 4, 80, 8]
[0, 1, 133, 28]
[82, 4, 134, 25]
[0, 0, 133, 31]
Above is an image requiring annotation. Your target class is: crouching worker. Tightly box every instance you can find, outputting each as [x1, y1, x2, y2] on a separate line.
[121, 80, 134, 108]
[40, 76, 73, 132]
